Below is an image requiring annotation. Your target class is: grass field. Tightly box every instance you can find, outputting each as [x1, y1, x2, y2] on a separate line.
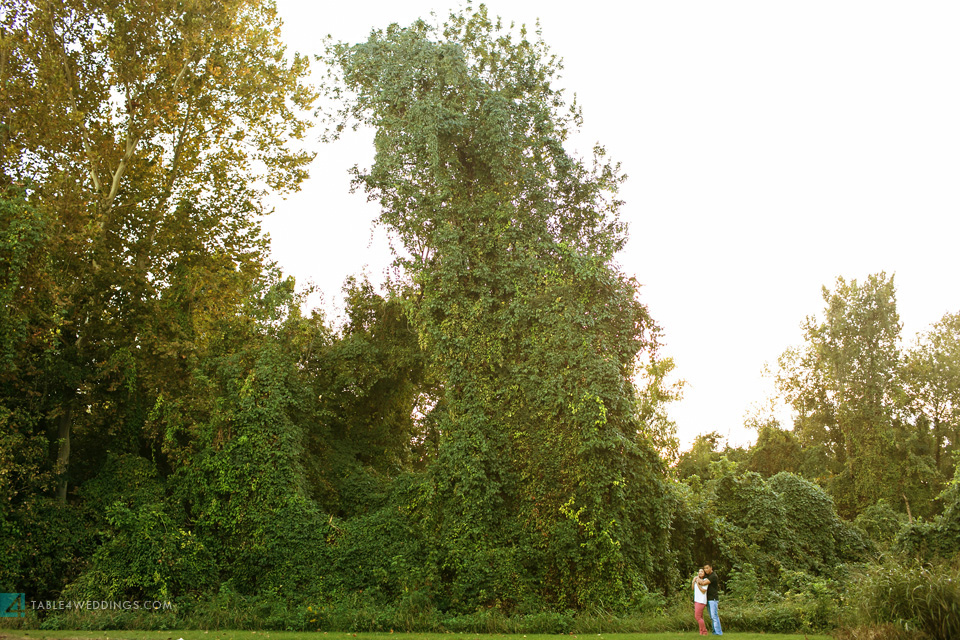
[0, 631, 834, 640]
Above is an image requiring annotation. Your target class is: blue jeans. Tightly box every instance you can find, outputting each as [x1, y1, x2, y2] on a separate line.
[708, 600, 722, 635]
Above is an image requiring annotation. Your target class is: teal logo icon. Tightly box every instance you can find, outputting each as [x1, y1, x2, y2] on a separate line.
[1, 593, 26, 617]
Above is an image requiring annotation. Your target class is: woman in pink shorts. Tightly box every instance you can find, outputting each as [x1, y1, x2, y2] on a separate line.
[692, 568, 709, 635]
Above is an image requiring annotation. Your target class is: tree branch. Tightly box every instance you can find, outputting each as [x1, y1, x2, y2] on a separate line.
[42, 2, 103, 197]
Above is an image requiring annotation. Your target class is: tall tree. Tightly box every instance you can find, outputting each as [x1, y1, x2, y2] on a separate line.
[776, 273, 931, 516]
[904, 312, 960, 475]
[322, 6, 673, 610]
[0, 0, 315, 498]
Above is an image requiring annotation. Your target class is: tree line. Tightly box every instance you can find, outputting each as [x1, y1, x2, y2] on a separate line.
[680, 272, 960, 528]
[1, 1, 957, 634]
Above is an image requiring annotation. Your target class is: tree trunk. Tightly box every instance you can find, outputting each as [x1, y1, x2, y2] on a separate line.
[56, 402, 73, 503]
[933, 416, 942, 469]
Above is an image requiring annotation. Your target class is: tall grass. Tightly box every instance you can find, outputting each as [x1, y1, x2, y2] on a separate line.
[845, 555, 960, 640]
[8, 577, 855, 635]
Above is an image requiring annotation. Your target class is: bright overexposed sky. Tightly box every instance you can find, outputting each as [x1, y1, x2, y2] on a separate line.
[263, 1, 960, 449]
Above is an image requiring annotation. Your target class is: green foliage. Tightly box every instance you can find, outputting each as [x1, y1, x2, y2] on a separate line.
[440, 610, 575, 634]
[835, 625, 924, 640]
[47, 274, 335, 603]
[745, 423, 804, 477]
[11, 0, 959, 630]
[323, 478, 432, 603]
[772, 273, 959, 522]
[777, 273, 906, 515]
[303, 278, 428, 516]
[1, 0, 323, 610]
[0, 498, 94, 601]
[62, 455, 215, 601]
[768, 471, 865, 570]
[895, 464, 960, 560]
[635, 356, 684, 464]
[939, 462, 960, 525]
[846, 556, 960, 640]
[854, 500, 907, 550]
[321, 5, 674, 612]
[0, 0, 317, 511]
[676, 432, 724, 481]
[903, 312, 960, 479]
[0, 185, 49, 369]
[664, 479, 720, 586]
[171, 307, 331, 596]
[669, 458, 867, 603]
[0, 404, 55, 588]
[704, 466, 790, 578]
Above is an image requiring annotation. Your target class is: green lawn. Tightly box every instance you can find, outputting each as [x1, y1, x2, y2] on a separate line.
[0, 632, 833, 640]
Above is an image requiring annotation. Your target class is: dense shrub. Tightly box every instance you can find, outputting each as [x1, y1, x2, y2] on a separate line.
[855, 500, 907, 549]
[896, 465, 960, 560]
[61, 455, 215, 601]
[0, 498, 94, 602]
[769, 471, 862, 570]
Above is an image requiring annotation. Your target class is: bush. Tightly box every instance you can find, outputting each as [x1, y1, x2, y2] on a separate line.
[855, 500, 907, 549]
[64, 455, 216, 601]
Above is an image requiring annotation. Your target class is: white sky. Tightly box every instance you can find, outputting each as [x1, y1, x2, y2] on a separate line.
[264, 0, 960, 450]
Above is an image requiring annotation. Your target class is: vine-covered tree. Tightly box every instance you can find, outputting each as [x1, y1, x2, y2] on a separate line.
[321, 6, 673, 610]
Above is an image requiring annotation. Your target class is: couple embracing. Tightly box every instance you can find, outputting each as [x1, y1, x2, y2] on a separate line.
[691, 564, 721, 635]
